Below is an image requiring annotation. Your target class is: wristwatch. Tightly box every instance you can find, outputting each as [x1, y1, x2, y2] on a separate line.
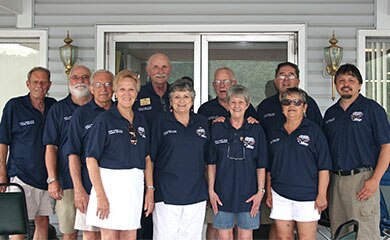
[47, 177, 57, 184]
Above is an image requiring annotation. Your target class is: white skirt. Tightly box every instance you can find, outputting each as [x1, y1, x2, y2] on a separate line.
[86, 168, 144, 230]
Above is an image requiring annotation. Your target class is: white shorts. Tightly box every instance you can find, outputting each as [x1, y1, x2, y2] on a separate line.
[270, 189, 320, 222]
[86, 168, 144, 230]
[153, 201, 206, 240]
[74, 209, 99, 232]
[10, 176, 54, 220]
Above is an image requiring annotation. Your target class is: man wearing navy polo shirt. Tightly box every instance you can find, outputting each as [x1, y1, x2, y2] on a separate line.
[0, 66, 56, 240]
[255, 62, 322, 239]
[256, 62, 323, 135]
[133, 53, 171, 127]
[133, 53, 171, 240]
[198, 67, 257, 240]
[323, 64, 390, 240]
[44, 65, 92, 240]
[198, 67, 257, 123]
[67, 69, 114, 239]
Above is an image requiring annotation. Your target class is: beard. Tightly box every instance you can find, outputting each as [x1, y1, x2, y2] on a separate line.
[341, 94, 353, 99]
[69, 84, 90, 98]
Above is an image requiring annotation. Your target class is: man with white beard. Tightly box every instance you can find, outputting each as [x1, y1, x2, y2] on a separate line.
[43, 65, 92, 240]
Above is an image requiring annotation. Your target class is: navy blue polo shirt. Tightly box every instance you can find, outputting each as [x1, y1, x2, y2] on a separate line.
[198, 97, 258, 124]
[0, 94, 57, 190]
[66, 99, 111, 193]
[133, 82, 170, 128]
[43, 95, 81, 190]
[207, 121, 268, 213]
[256, 93, 323, 135]
[268, 118, 332, 201]
[151, 111, 209, 205]
[323, 94, 390, 171]
[86, 106, 149, 170]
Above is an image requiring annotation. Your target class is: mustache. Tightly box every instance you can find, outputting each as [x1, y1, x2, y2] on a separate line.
[74, 83, 88, 88]
[155, 74, 168, 78]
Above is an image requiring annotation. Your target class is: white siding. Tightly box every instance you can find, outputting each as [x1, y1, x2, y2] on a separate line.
[2, 0, 375, 112]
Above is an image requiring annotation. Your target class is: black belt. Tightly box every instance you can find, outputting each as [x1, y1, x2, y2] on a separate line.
[332, 167, 373, 176]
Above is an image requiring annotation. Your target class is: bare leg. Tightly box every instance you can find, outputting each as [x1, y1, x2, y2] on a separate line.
[62, 232, 78, 240]
[296, 221, 317, 240]
[33, 216, 49, 240]
[274, 220, 294, 240]
[119, 230, 136, 240]
[100, 228, 118, 240]
[218, 229, 234, 240]
[268, 223, 277, 240]
[83, 230, 101, 240]
[237, 228, 253, 240]
[206, 223, 218, 240]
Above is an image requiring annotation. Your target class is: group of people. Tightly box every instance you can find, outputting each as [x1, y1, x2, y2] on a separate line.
[0, 52, 388, 240]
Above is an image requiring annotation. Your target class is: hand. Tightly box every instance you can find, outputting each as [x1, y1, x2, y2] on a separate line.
[357, 177, 380, 202]
[314, 194, 327, 214]
[246, 116, 259, 124]
[246, 191, 264, 217]
[48, 181, 63, 200]
[266, 192, 272, 208]
[209, 190, 223, 215]
[96, 193, 110, 220]
[74, 187, 89, 213]
[144, 190, 154, 217]
[0, 175, 7, 192]
[212, 116, 225, 124]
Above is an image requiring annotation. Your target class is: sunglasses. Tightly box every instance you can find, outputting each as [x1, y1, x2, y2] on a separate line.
[281, 99, 304, 106]
[128, 124, 137, 145]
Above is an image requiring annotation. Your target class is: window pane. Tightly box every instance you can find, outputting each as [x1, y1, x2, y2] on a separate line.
[208, 42, 287, 106]
[0, 41, 40, 115]
[115, 42, 194, 84]
[365, 37, 390, 120]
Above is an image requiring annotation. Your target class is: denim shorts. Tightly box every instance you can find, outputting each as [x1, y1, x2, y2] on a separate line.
[213, 211, 260, 230]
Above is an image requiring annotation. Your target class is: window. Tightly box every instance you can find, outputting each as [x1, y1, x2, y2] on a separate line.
[358, 30, 390, 120]
[0, 30, 48, 115]
[97, 24, 305, 109]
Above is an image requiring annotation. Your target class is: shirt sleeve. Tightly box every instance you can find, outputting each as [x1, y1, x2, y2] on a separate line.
[255, 125, 268, 169]
[66, 110, 83, 156]
[207, 125, 217, 165]
[43, 104, 60, 146]
[307, 97, 323, 128]
[315, 126, 333, 171]
[0, 100, 14, 145]
[370, 102, 390, 145]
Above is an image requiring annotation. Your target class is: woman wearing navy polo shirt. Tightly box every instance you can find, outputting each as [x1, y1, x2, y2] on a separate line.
[266, 87, 331, 239]
[151, 79, 209, 240]
[85, 70, 154, 239]
[207, 85, 268, 240]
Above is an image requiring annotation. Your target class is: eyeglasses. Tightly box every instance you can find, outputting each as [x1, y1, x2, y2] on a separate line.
[70, 75, 90, 81]
[214, 79, 232, 85]
[277, 74, 297, 81]
[281, 99, 304, 106]
[93, 82, 112, 88]
[227, 144, 245, 161]
[128, 124, 137, 145]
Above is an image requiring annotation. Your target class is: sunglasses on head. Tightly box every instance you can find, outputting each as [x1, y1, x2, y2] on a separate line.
[281, 99, 304, 106]
[128, 124, 137, 145]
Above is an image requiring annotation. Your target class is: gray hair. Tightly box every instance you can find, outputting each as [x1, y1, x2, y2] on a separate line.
[27, 66, 51, 82]
[281, 87, 308, 104]
[227, 84, 250, 104]
[214, 67, 236, 80]
[69, 65, 91, 78]
[169, 78, 195, 101]
[91, 69, 114, 85]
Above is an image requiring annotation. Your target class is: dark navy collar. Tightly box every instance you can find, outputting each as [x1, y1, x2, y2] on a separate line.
[166, 110, 198, 127]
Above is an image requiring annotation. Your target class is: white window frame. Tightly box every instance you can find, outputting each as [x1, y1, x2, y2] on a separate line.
[0, 29, 48, 67]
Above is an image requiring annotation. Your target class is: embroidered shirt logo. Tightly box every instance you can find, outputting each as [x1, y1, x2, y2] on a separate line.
[297, 135, 310, 146]
[215, 139, 228, 145]
[140, 98, 151, 106]
[325, 117, 335, 125]
[85, 124, 93, 130]
[108, 129, 124, 135]
[351, 111, 363, 122]
[19, 120, 34, 126]
[270, 138, 280, 145]
[241, 136, 255, 149]
[138, 106, 152, 112]
[263, 113, 275, 119]
[138, 127, 146, 138]
[196, 127, 207, 139]
[64, 115, 72, 121]
[163, 129, 177, 136]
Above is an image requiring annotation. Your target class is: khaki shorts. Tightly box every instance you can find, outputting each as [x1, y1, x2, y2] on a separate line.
[55, 189, 77, 234]
[204, 204, 214, 224]
[10, 176, 53, 220]
[260, 196, 273, 225]
[74, 209, 99, 232]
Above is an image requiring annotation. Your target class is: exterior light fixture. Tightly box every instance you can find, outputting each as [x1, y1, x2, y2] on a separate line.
[59, 31, 78, 76]
[324, 32, 343, 101]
